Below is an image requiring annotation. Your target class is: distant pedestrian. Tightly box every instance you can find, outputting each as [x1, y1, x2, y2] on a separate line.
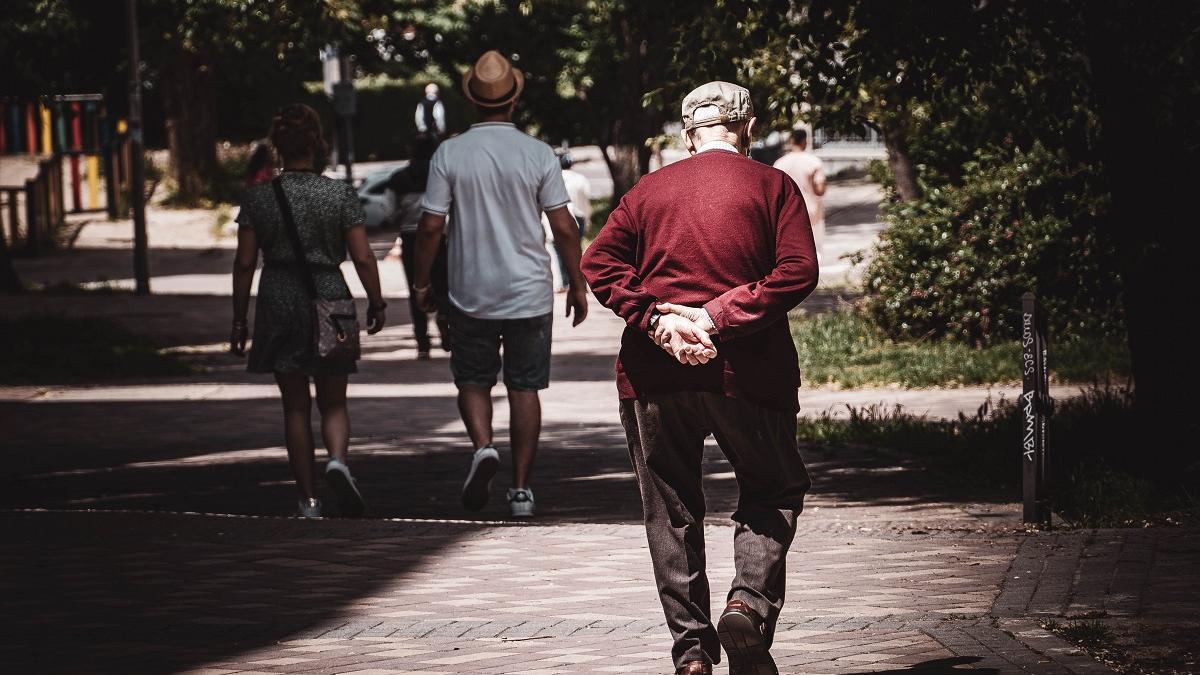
[772, 128, 827, 259]
[231, 103, 388, 519]
[412, 50, 588, 518]
[244, 138, 275, 188]
[384, 133, 449, 358]
[582, 81, 819, 674]
[547, 149, 591, 291]
[415, 83, 446, 138]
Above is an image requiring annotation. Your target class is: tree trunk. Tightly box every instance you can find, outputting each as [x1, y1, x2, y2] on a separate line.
[881, 125, 921, 202]
[601, 11, 658, 205]
[1082, 1, 1198, 472]
[162, 50, 218, 205]
[602, 143, 640, 205]
[0, 229, 22, 292]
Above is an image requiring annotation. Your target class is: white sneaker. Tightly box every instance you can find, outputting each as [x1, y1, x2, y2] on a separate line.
[297, 497, 322, 518]
[507, 488, 535, 518]
[461, 445, 500, 511]
[325, 458, 366, 517]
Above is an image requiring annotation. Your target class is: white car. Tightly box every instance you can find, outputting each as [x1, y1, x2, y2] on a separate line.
[324, 161, 409, 227]
[357, 168, 399, 228]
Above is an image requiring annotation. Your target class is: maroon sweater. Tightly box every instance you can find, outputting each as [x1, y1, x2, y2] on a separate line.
[582, 148, 819, 412]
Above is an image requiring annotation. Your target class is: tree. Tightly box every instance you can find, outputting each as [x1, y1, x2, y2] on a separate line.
[696, 0, 1199, 466]
[666, 2, 1097, 204]
[3, 0, 388, 203]
[136, 0, 372, 204]
[383, 0, 764, 201]
[1081, 1, 1200, 469]
[0, 0, 125, 98]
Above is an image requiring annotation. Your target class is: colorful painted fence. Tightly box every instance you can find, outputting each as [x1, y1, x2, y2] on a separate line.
[0, 95, 132, 253]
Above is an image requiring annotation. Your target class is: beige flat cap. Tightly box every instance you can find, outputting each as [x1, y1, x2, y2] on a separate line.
[681, 81, 754, 131]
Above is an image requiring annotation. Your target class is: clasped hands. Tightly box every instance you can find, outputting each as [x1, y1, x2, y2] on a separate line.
[650, 302, 718, 366]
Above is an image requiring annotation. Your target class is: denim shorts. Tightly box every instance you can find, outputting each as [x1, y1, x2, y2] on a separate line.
[445, 306, 553, 391]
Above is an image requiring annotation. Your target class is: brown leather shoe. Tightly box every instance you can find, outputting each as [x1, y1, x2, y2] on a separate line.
[717, 600, 777, 674]
[675, 660, 712, 675]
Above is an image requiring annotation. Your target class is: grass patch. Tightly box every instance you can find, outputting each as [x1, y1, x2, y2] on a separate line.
[1054, 619, 1114, 648]
[798, 399, 1020, 489]
[790, 309, 1130, 388]
[1042, 618, 1135, 672]
[0, 315, 190, 384]
[798, 387, 1194, 527]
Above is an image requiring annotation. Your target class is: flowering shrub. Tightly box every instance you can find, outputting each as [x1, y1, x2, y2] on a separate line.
[861, 144, 1123, 345]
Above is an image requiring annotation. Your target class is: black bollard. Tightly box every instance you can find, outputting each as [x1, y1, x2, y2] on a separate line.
[1020, 292, 1051, 526]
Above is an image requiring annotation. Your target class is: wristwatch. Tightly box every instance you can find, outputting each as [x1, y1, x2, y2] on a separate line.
[648, 311, 662, 330]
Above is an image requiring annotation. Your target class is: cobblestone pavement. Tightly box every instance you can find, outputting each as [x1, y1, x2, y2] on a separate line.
[4, 204, 1194, 673]
[5, 293, 1183, 673]
[10, 509, 1170, 674]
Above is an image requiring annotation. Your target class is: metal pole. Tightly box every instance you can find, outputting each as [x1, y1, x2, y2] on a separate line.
[338, 56, 354, 185]
[126, 0, 151, 295]
[342, 117, 354, 185]
[1020, 292, 1050, 526]
[25, 179, 38, 253]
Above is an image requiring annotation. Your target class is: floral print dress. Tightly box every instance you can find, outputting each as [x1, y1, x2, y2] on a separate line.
[235, 171, 367, 375]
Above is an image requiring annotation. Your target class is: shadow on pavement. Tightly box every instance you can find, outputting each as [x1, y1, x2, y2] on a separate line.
[2, 394, 1012, 524]
[2, 510, 480, 673]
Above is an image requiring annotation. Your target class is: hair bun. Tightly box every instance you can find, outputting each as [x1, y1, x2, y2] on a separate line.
[269, 103, 327, 163]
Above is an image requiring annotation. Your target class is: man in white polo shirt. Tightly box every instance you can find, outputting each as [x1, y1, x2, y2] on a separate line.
[412, 50, 588, 518]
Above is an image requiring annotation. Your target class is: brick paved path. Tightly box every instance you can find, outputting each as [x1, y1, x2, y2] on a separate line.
[3, 218, 1193, 672]
[9, 509, 1157, 674]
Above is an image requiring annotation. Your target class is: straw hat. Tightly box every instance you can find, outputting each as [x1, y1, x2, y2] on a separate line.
[462, 50, 525, 108]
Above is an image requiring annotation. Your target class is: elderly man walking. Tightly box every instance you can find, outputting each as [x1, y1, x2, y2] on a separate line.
[413, 50, 588, 518]
[582, 82, 818, 674]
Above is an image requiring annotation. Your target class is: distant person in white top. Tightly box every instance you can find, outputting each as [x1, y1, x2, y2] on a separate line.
[546, 150, 591, 291]
[415, 83, 446, 138]
[413, 50, 588, 519]
[773, 129, 827, 259]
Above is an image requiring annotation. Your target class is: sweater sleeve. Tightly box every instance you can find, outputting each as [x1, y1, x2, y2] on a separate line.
[580, 195, 659, 333]
[702, 175, 819, 339]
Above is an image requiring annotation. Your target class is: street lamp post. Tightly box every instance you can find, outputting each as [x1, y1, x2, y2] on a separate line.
[321, 45, 356, 185]
[126, 0, 150, 295]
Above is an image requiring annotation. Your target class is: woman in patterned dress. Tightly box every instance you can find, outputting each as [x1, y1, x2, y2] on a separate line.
[230, 104, 388, 518]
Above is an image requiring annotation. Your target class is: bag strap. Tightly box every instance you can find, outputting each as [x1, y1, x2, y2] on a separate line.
[271, 177, 318, 299]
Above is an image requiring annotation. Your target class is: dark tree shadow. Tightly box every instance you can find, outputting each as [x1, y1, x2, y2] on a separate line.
[2, 509, 481, 673]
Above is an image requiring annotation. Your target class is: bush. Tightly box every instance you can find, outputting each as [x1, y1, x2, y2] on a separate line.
[161, 148, 251, 208]
[797, 386, 1191, 525]
[861, 144, 1123, 346]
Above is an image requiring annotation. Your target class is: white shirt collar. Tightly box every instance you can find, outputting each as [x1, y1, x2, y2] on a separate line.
[697, 140, 740, 154]
[471, 122, 516, 129]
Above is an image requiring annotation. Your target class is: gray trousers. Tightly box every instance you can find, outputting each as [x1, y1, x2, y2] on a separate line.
[620, 392, 811, 667]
